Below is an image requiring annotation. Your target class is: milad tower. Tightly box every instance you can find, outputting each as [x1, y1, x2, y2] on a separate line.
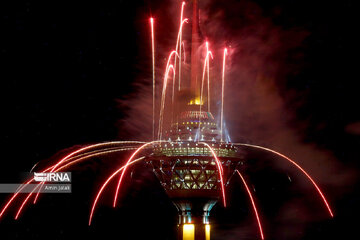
[147, 1, 244, 239]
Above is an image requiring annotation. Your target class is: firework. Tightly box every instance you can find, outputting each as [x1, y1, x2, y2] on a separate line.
[150, 17, 156, 140]
[234, 143, 334, 217]
[237, 170, 264, 240]
[221, 48, 227, 142]
[178, 1, 186, 91]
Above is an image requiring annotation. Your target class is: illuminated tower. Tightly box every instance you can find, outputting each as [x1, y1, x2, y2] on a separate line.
[147, 2, 244, 240]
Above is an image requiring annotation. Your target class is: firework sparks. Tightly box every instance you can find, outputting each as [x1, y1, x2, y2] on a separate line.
[221, 48, 227, 142]
[200, 142, 226, 207]
[158, 63, 176, 140]
[89, 156, 145, 225]
[113, 141, 165, 207]
[158, 50, 178, 140]
[0, 142, 143, 220]
[234, 143, 334, 217]
[172, 18, 188, 111]
[198, 44, 213, 140]
[178, 2, 186, 91]
[17, 147, 139, 218]
[150, 17, 156, 140]
[206, 42, 211, 112]
[237, 170, 264, 240]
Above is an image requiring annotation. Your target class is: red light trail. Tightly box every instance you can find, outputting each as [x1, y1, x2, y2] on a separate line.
[15, 147, 139, 219]
[89, 156, 145, 226]
[221, 48, 227, 142]
[158, 62, 176, 140]
[198, 44, 213, 139]
[206, 42, 211, 112]
[0, 142, 144, 220]
[113, 141, 163, 207]
[237, 170, 264, 240]
[178, 2, 186, 91]
[158, 50, 178, 140]
[234, 143, 334, 217]
[200, 142, 226, 207]
[150, 17, 155, 140]
[172, 18, 188, 113]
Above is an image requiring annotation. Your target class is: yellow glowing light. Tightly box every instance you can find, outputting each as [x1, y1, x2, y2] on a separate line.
[205, 224, 211, 240]
[188, 96, 203, 105]
[183, 224, 195, 240]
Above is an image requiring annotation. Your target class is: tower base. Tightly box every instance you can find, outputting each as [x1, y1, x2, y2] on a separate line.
[178, 223, 210, 240]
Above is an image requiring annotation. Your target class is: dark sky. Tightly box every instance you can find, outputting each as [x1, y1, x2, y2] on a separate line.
[0, 0, 358, 239]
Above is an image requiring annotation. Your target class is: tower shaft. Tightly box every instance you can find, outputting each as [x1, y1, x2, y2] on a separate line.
[190, 0, 201, 96]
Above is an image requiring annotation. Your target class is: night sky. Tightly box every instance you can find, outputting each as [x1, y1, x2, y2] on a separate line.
[0, 0, 358, 239]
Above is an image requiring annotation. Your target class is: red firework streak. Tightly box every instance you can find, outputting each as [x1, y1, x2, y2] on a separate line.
[150, 17, 156, 140]
[234, 143, 334, 218]
[221, 48, 227, 142]
[237, 170, 264, 240]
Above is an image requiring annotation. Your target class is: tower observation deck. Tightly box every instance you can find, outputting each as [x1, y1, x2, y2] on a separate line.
[147, 106, 245, 239]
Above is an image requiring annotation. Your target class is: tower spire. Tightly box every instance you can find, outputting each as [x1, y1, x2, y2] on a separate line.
[190, 0, 201, 96]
